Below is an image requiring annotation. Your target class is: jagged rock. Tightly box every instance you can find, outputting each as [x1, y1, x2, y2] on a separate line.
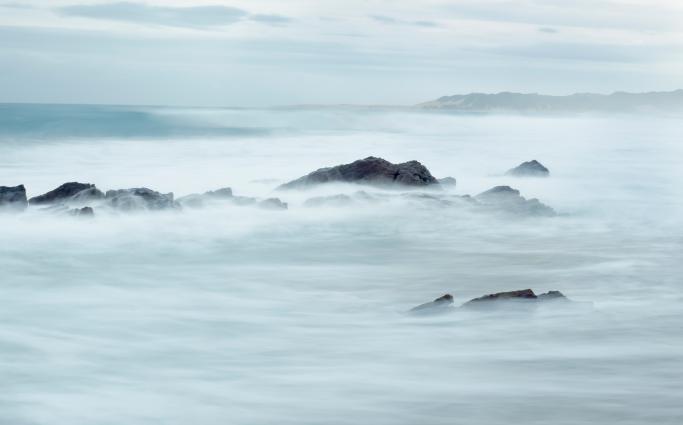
[29, 182, 104, 205]
[410, 294, 454, 314]
[278, 156, 440, 190]
[0, 185, 28, 211]
[177, 187, 233, 208]
[105, 188, 177, 211]
[475, 186, 555, 217]
[69, 206, 94, 217]
[537, 290, 568, 301]
[258, 198, 288, 210]
[506, 160, 549, 177]
[438, 176, 457, 186]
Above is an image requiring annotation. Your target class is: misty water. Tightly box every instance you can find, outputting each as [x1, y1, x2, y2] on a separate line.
[1, 105, 682, 424]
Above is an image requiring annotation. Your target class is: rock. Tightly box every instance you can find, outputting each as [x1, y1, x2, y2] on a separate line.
[278, 156, 440, 190]
[69, 206, 94, 217]
[462, 289, 571, 309]
[463, 289, 537, 307]
[177, 187, 233, 208]
[438, 176, 457, 187]
[0, 185, 28, 211]
[105, 188, 177, 211]
[304, 194, 354, 207]
[29, 182, 104, 205]
[537, 290, 568, 301]
[410, 294, 454, 314]
[258, 198, 288, 210]
[475, 186, 555, 217]
[506, 160, 549, 177]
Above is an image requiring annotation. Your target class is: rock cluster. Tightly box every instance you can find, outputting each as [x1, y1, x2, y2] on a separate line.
[410, 289, 573, 314]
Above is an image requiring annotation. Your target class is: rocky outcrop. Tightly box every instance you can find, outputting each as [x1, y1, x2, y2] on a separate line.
[105, 188, 177, 211]
[29, 182, 104, 205]
[475, 186, 555, 217]
[278, 156, 440, 190]
[409, 294, 454, 314]
[506, 160, 549, 177]
[0, 185, 28, 211]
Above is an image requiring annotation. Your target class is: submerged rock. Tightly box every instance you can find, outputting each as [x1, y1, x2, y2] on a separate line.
[475, 186, 555, 217]
[0, 185, 28, 211]
[506, 160, 549, 177]
[410, 294, 454, 314]
[278, 156, 440, 190]
[29, 182, 104, 205]
[105, 188, 177, 211]
[438, 176, 457, 187]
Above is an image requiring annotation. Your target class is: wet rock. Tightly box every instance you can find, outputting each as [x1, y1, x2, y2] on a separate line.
[410, 294, 454, 314]
[258, 198, 288, 210]
[438, 176, 457, 187]
[475, 186, 555, 217]
[69, 206, 94, 217]
[278, 156, 440, 190]
[0, 185, 28, 211]
[105, 188, 177, 211]
[506, 160, 549, 177]
[29, 182, 104, 205]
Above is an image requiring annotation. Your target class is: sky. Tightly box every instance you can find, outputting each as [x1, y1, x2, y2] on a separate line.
[1, 0, 682, 106]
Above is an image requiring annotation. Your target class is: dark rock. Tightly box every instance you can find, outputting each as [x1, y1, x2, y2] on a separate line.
[278, 156, 440, 190]
[0, 185, 28, 211]
[29, 182, 103, 205]
[69, 206, 94, 217]
[438, 176, 457, 187]
[464, 289, 537, 307]
[410, 294, 454, 314]
[258, 198, 288, 210]
[475, 186, 555, 217]
[105, 188, 177, 211]
[506, 160, 549, 177]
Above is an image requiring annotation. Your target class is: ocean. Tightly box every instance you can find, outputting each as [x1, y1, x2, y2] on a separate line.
[1, 104, 682, 424]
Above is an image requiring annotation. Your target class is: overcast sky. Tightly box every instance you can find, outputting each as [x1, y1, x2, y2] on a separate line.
[1, 0, 682, 106]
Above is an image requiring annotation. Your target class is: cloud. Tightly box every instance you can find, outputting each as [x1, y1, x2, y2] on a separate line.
[370, 14, 438, 28]
[250, 14, 292, 26]
[58, 2, 290, 28]
[1, 2, 33, 8]
[538, 27, 558, 34]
